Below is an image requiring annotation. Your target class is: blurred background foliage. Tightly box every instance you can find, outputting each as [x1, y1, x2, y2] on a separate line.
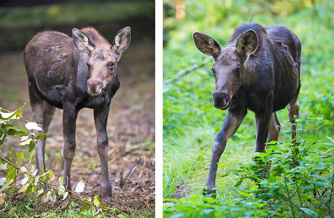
[0, 0, 155, 108]
[163, 0, 334, 203]
[0, 0, 154, 53]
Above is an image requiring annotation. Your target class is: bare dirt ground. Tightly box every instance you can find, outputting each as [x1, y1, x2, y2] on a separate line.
[0, 42, 155, 216]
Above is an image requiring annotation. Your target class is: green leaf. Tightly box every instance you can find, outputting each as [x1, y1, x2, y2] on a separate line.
[48, 168, 54, 181]
[163, 198, 179, 202]
[58, 185, 65, 196]
[10, 147, 14, 159]
[300, 208, 318, 218]
[250, 185, 259, 191]
[44, 191, 51, 203]
[22, 184, 33, 197]
[259, 180, 268, 185]
[6, 165, 16, 183]
[36, 133, 47, 140]
[40, 165, 47, 181]
[16, 151, 24, 162]
[80, 202, 89, 214]
[7, 128, 27, 136]
[238, 191, 251, 197]
[90, 204, 96, 214]
[29, 151, 34, 164]
[63, 197, 72, 211]
[29, 141, 35, 152]
[59, 176, 64, 186]
[311, 181, 331, 187]
[94, 195, 101, 207]
[234, 178, 244, 187]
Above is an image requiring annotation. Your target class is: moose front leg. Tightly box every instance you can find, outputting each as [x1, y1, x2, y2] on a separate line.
[204, 105, 247, 196]
[94, 107, 112, 200]
[61, 104, 78, 207]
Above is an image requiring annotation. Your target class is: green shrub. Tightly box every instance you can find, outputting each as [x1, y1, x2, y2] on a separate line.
[164, 119, 334, 217]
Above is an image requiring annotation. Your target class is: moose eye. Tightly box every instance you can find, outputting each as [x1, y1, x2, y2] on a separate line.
[109, 62, 115, 69]
[236, 67, 240, 73]
[211, 68, 216, 75]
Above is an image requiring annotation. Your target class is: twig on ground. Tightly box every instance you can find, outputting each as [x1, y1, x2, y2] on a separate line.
[139, 157, 146, 178]
[120, 158, 142, 187]
[163, 58, 211, 84]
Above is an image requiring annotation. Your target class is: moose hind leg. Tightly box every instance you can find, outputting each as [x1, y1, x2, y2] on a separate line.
[42, 102, 56, 160]
[61, 104, 78, 207]
[287, 95, 300, 143]
[29, 88, 46, 175]
[266, 112, 281, 144]
[261, 113, 281, 179]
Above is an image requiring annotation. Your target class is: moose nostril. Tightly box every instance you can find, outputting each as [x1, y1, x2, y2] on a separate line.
[87, 79, 103, 96]
[213, 91, 230, 109]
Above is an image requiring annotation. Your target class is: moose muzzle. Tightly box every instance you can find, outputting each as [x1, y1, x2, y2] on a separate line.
[87, 79, 103, 96]
[213, 91, 231, 110]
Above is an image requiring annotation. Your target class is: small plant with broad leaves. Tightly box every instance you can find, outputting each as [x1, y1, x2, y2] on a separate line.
[163, 118, 334, 217]
[0, 105, 114, 216]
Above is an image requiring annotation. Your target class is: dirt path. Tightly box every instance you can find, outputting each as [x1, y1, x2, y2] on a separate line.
[0, 45, 155, 215]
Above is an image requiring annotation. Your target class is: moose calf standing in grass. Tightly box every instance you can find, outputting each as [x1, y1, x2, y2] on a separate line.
[193, 23, 301, 195]
[24, 26, 131, 205]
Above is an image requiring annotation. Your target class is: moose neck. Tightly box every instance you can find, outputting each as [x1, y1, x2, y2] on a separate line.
[74, 50, 90, 92]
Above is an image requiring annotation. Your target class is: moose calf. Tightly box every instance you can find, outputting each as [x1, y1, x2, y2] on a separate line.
[24, 26, 131, 205]
[193, 23, 301, 195]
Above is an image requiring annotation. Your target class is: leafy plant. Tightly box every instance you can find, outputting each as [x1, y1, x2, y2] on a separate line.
[164, 119, 334, 217]
[0, 105, 113, 216]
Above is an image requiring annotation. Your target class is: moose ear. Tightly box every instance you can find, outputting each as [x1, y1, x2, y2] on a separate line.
[111, 26, 131, 55]
[72, 28, 95, 53]
[193, 32, 221, 60]
[235, 29, 258, 60]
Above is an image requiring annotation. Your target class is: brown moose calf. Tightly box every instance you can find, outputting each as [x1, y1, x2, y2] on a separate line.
[193, 23, 301, 195]
[24, 26, 131, 206]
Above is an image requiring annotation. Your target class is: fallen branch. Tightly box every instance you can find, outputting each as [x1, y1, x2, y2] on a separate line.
[120, 158, 142, 187]
[0, 156, 109, 211]
[163, 58, 212, 84]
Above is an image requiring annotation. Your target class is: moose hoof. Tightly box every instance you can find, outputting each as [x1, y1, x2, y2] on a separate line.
[61, 197, 69, 209]
[202, 186, 217, 198]
[99, 185, 112, 201]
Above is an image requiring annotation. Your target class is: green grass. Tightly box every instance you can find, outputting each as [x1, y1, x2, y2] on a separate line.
[163, 0, 334, 209]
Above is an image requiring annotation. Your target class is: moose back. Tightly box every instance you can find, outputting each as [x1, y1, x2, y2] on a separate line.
[24, 26, 131, 205]
[193, 23, 301, 195]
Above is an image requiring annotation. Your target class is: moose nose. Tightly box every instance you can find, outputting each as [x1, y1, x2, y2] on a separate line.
[213, 91, 230, 110]
[87, 79, 103, 96]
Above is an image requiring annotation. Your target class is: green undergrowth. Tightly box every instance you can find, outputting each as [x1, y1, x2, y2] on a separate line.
[164, 126, 334, 217]
[163, 0, 334, 217]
